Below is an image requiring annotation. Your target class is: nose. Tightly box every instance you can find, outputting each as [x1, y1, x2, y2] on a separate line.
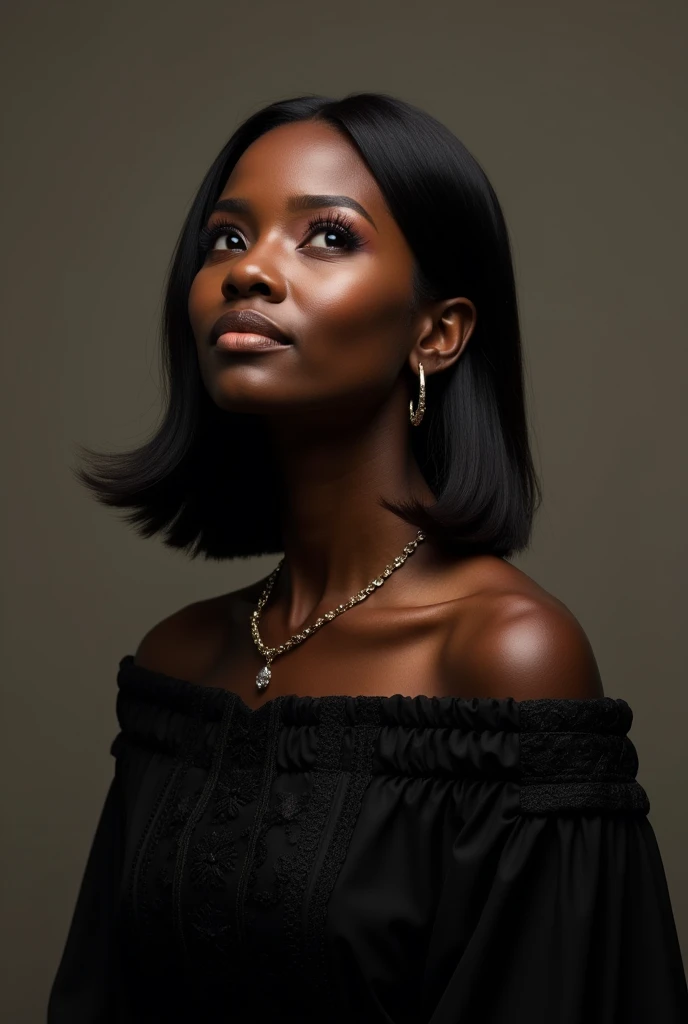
[220, 245, 287, 302]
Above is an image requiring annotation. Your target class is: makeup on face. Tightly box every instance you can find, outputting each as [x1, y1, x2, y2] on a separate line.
[209, 308, 294, 353]
[188, 120, 420, 417]
[214, 333, 292, 352]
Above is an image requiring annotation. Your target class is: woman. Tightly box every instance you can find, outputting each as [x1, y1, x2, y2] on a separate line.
[48, 93, 688, 1022]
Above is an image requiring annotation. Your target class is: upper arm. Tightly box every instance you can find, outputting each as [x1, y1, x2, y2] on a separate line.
[447, 594, 604, 700]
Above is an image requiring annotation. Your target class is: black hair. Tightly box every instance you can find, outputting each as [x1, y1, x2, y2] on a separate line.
[74, 92, 541, 560]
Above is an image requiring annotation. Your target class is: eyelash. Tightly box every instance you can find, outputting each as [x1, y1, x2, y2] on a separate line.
[197, 210, 364, 254]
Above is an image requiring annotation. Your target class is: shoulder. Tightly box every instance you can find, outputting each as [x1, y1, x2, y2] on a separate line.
[441, 557, 604, 700]
[133, 580, 264, 681]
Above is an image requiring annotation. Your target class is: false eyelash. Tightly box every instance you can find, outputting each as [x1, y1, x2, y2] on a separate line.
[198, 218, 244, 253]
[303, 210, 364, 250]
[197, 210, 365, 254]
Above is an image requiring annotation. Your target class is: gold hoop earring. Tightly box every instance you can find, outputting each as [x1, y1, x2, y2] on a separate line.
[409, 362, 426, 426]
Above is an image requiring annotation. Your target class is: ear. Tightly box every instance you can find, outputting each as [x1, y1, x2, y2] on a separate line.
[411, 297, 477, 376]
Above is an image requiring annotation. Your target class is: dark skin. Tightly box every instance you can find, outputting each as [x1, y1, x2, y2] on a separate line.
[136, 119, 603, 709]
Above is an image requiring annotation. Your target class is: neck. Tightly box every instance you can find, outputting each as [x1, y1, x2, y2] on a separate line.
[262, 404, 443, 633]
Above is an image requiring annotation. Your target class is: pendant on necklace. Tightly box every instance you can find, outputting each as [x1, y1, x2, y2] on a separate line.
[256, 665, 271, 692]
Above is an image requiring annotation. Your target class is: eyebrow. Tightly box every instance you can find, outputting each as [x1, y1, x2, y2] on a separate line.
[210, 193, 377, 230]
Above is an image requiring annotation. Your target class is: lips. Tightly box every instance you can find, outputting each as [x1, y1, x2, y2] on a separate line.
[209, 309, 293, 347]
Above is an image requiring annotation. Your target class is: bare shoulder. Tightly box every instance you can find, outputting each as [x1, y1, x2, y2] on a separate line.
[442, 556, 604, 700]
[134, 579, 265, 681]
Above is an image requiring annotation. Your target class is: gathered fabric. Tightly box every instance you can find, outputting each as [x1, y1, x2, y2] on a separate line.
[48, 655, 688, 1023]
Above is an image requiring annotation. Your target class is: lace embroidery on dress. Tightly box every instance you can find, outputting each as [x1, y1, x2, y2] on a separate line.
[119, 690, 285, 1001]
[181, 695, 276, 974]
[127, 685, 211, 941]
[212, 771, 261, 823]
[233, 698, 285, 954]
[173, 694, 239, 954]
[277, 696, 349, 987]
[304, 696, 383, 1004]
[245, 788, 312, 909]
[518, 697, 650, 813]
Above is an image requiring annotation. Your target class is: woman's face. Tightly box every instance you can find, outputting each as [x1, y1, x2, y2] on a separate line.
[189, 119, 432, 425]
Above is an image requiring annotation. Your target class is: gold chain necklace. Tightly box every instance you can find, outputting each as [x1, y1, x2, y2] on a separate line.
[250, 529, 427, 692]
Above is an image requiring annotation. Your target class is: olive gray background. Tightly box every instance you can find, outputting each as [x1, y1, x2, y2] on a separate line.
[1, 0, 686, 1018]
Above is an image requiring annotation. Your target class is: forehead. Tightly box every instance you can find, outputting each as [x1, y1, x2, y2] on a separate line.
[219, 120, 387, 216]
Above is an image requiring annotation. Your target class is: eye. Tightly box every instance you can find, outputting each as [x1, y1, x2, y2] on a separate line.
[213, 230, 245, 251]
[309, 228, 340, 247]
[198, 221, 246, 253]
[303, 211, 364, 251]
[198, 210, 365, 256]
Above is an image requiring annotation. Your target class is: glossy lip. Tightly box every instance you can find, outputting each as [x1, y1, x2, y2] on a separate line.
[209, 308, 293, 347]
[215, 333, 290, 352]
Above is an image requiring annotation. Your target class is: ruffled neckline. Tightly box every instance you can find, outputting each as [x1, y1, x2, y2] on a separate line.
[117, 655, 634, 735]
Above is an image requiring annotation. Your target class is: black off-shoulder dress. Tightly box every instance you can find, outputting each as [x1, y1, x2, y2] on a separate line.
[48, 655, 688, 1023]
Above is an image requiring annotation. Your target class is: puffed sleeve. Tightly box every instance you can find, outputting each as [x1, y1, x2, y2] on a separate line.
[47, 753, 127, 1022]
[421, 698, 688, 1023]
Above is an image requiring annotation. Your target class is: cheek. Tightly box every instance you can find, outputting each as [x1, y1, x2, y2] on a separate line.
[299, 260, 414, 359]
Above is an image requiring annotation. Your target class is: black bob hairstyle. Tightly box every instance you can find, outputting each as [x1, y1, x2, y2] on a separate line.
[75, 92, 541, 561]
